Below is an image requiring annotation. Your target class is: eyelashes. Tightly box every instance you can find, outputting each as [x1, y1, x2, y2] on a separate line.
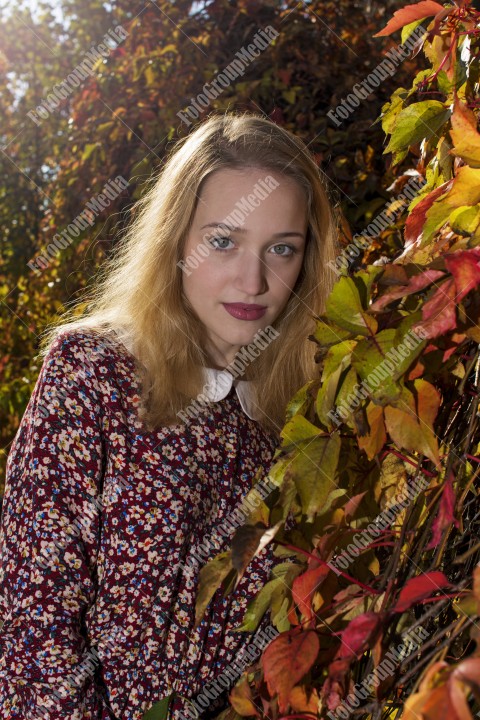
[208, 236, 297, 256]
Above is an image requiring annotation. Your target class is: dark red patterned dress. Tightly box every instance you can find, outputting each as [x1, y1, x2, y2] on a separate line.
[0, 329, 287, 720]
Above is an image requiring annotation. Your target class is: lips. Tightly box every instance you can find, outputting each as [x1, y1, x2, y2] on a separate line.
[225, 303, 267, 311]
[222, 303, 267, 321]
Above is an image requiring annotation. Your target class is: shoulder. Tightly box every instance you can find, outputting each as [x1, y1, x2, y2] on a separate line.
[37, 326, 136, 403]
[43, 327, 132, 373]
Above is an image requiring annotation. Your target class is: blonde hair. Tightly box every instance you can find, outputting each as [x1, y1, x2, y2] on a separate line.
[39, 111, 339, 438]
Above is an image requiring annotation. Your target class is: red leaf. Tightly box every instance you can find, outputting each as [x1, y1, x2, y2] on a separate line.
[335, 612, 383, 661]
[370, 269, 446, 311]
[427, 471, 459, 549]
[262, 630, 319, 713]
[374, 1, 445, 37]
[413, 277, 457, 338]
[404, 180, 454, 245]
[394, 571, 450, 612]
[444, 248, 480, 303]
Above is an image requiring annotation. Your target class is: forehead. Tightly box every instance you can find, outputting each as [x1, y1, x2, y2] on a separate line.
[193, 167, 308, 225]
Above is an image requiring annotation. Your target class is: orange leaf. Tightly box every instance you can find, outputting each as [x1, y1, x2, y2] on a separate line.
[374, 1, 445, 37]
[415, 378, 441, 429]
[384, 380, 441, 467]
[403, 657, 480, 720]
[288, 686, 320, 714]
[357, 403, 387, 460]
[292, 565, 330, 625]
[450, 99, 480, 168]
[262, 630, 319, 713]
[404, 180, 454, 245]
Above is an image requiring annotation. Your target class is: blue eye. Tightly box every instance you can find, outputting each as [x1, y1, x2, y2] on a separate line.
[209, 236, 233, 250]
[270, 244, 295, 256]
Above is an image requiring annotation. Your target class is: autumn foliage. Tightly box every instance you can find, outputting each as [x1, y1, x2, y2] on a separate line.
[188, 2, 480, 719]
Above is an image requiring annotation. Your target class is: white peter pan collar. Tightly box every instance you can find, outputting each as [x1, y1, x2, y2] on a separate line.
[202, 367, 259, 421]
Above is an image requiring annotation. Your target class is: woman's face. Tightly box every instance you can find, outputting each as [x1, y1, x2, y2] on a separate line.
[181, 166, 308, 368]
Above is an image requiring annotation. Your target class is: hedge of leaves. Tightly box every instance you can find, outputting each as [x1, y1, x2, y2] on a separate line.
[174, 2, 480, 719]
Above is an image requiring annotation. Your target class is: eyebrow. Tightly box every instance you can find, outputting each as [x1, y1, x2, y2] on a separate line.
[200, 223, 305, 239]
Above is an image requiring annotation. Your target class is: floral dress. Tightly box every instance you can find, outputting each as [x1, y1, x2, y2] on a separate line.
[0, 328, 289, 720]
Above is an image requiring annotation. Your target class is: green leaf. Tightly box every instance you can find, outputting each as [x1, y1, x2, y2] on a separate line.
[449, 206, 480, 235]
[379, 88, 408, 134]
[334, 366, 362, 424]
[290, 433, 342, 523]
[353, 267, 385, 306]
[195, 551, 233, 626]
[316, 360, 348, 427]
[142, 695, 174, 720]
[436, 70, 452, 94]
[351, 329, 408, 405]
[271, 595, 291, 632]
[82, 143, 98, 161]
[280, 414, 323, 448]
[312, 318, 353, 346]
[421, 204, 452, 245]
[401, 18, 427, 45]
[284, 381, 315, 423]
[234, 578, 283, 631]
[282, 88, 296, 103]
[326, 277, 378, 337]
[235, 563, 302, 632]
[322, 340, 357, 382]
[384, 100, 451, 154]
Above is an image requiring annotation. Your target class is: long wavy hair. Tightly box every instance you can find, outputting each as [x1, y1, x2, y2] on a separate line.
[39, 111, 340, 438]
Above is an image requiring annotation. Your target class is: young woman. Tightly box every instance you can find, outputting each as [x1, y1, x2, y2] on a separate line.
[0, 112, 338, 720]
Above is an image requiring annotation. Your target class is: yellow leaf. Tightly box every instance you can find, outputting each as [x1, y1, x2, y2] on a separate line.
[444, 166, 480, 208]
[450, 100, 480, 168]
[289, 685, 320, 714]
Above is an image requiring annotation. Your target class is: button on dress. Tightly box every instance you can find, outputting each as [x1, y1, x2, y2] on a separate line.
[0, 328, 290, 720]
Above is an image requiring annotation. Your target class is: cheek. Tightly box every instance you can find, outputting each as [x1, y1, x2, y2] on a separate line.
[275, 259, 304, 294]
[183, 261, 224, 298]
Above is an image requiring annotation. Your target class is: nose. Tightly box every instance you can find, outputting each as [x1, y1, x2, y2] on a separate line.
[233, 248, 268, 297]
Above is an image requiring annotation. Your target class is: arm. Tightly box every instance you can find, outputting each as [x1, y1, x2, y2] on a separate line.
[0, 331, 117, 720]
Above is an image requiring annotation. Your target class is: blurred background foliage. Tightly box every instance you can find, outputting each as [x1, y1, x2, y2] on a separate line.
[0, 0, 423, 490]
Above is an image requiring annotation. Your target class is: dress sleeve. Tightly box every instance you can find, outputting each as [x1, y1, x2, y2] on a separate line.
[0, 332, 116, 720]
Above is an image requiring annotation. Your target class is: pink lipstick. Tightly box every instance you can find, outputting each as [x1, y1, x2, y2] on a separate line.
[223, 303, 267, 321]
